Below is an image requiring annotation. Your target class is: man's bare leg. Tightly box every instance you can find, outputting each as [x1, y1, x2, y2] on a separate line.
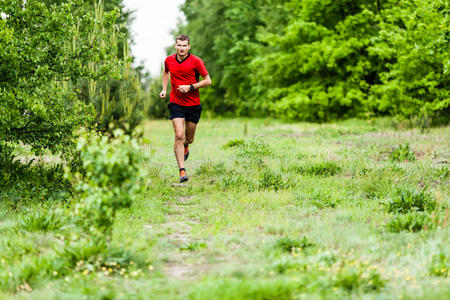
[171, 118, 186, 169]
[185, 121, 198, 147]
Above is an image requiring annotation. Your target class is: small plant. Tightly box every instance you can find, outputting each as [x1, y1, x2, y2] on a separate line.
[17, 208, 64, 232]
[388, 143, 416, 162]
[258, 169, 289, 191]
[223, 139, 246, 149]
[433, 166, 449, 180]
[334, 262, 385, 291]
[179, 241, 207, 251]
[274, 236, 313, 253]
[386, 212, 433, 232]
[429, 252, 449, 277]
[310, 189, 337, 208]
[383, 187, 436, 214]
[294, 161, 341, 177]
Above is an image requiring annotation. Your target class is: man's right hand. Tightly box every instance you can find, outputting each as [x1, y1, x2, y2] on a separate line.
[159, 90, 167, 99]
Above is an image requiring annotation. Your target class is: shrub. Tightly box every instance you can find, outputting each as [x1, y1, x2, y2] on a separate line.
[67, 129, 146, 239]
[383, 188, 436, 214]
[294, 162, 341, 177]
[388, 143, 416, 162]
[386, 212, 433, 232]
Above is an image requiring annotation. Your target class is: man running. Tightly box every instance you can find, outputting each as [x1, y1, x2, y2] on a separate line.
[159, 34, 211, 183]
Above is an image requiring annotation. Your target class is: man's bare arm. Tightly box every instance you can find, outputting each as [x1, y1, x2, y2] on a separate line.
[159, 70, 170, 99]
[177, 74, 212, 94]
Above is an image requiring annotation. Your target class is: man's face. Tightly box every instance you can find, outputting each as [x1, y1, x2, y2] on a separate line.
[175, 39, 190, 57]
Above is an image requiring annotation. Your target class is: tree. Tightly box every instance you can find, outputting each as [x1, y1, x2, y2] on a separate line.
[0, 0, 122, 155]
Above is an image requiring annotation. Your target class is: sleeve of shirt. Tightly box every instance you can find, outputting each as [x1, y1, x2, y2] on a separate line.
[195, 58, 208, 77]
[164, 58, 169, 73]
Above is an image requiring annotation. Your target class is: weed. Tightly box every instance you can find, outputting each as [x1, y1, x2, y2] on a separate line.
[258, 169, 289, 191]
[274, 236, 313, 253]
[223, 139, 246, 149]
[386, 212, 433, 232]
[310, 189, 337, 208]
[383, 187, 436, 214]
[179, 241, 207, 251]
[294, 161, 341, 177]
[433, 166, 449, 180]
[334, 262, 385, 292]
[17, 208, 64, 232]
[389, 143, 416, 162]
[429, 252, 449, 277]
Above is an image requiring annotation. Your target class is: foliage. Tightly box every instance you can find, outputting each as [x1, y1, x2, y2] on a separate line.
[294, 161, 342, 177]
[174, 0, 449, 120]
[258, 169, 289, 191]
[274, 236, 313, 253]
[223, 139, 246, 149]
[67, 129, 146, 238]
[388, 143, 416, 162]
[383, 187, 436, 214]
[385, 212, 434, 232]
[0, 0, 122, 155]
[17, 208, 64, 233]
[429, 252, 449, 277]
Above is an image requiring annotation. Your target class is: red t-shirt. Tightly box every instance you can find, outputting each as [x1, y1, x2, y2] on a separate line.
[164, 53, 208, 106]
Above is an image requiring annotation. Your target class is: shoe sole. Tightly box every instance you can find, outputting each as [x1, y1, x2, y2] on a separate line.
[180, 176, 189, 183]
[184, 152, 189, 161]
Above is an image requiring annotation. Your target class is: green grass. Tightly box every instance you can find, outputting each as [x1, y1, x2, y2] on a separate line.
[0, 117, 449, 299]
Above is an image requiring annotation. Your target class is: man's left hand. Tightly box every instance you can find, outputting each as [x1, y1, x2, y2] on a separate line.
[177, 85, 190, 94]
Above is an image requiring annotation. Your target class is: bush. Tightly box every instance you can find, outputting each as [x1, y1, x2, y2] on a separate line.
[383, 188, 436, 214]
[386, 212, 433, 232]
[67, 129, 146, 239]
[388, 143, 416, 162]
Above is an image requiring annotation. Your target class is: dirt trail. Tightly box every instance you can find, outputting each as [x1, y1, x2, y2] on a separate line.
[162, 195, 208, 281]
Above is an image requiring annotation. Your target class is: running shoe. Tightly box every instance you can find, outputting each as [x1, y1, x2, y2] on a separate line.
[184, 145, 189, 161]
[179, 169, 189, 183]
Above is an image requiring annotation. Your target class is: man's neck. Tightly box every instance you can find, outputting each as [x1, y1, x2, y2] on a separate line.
[177, 53, 189, 61]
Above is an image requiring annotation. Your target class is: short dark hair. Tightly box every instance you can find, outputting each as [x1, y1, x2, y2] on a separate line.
[176, 34, 190, 44]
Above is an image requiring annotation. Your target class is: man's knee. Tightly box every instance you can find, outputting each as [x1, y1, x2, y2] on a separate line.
[186, 136, 194, 144]
[175, 132, 185, 143]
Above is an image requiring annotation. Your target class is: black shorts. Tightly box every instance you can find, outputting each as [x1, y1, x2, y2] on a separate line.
[168, 102, 203, 124]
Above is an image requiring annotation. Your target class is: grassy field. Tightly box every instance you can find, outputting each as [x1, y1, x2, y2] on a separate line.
[1, 118, 449, 299]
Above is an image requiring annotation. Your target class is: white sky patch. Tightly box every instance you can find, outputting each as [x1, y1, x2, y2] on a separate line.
[123, 0, 185, 77]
